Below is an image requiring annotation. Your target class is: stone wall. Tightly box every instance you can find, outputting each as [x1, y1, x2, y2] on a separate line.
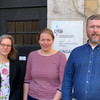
[48, 0, 100, 44]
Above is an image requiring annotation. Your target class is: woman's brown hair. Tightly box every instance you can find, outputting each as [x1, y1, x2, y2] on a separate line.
[37, 28, 55, 41]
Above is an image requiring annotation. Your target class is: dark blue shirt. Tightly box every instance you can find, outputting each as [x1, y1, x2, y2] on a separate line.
[62, 42, 100, 100]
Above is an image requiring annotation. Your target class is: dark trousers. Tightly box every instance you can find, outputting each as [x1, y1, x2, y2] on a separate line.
[28, 95, 38, 100]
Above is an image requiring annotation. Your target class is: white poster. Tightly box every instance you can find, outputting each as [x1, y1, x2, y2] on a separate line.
[51, 21, 83, 58]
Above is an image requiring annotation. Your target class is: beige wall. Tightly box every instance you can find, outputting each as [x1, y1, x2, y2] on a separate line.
[47, 0, 100, 44]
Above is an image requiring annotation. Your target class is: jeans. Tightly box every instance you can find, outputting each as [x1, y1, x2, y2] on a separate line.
[28, 95, 38, 100]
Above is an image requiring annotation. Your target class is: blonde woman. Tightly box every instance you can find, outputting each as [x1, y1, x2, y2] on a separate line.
[23, 28, 67, 100]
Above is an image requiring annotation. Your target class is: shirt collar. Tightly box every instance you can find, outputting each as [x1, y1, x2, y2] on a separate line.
[86, 40, 100, 49]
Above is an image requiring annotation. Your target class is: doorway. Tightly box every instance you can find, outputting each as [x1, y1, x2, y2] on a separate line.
[0, 0, 47, 99]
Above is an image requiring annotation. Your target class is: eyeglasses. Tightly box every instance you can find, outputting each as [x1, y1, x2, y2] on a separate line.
[0, 43, 11, 48]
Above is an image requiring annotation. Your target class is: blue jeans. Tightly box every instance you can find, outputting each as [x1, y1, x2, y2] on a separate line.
[28, 95, 38, 100]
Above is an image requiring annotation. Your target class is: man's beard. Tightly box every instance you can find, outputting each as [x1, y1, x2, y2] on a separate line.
[89, 38, 100, 44]
[88, 33, 100, 44]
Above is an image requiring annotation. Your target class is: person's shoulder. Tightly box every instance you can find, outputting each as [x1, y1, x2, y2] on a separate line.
[56, 51, 66, 59]
[10, 60, 21, 68]
[57, 51, 66, 56]
[67, 44, 86, 60]
[10, 59, 18, 64]
[29, 50, 38, 56]
[72, 44, 87, 52]
[27, 50, 39, 60]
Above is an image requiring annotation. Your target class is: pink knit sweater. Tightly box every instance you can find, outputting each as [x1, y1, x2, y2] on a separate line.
[24, 51, 67, 100]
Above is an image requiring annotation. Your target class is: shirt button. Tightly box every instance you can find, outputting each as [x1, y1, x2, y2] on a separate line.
[91, 52, 93, 54]
[86, 81, 88, 83]
[86, 91, 88, 93]
[90, 61, 92, 63]
[88, 70, 90, 72]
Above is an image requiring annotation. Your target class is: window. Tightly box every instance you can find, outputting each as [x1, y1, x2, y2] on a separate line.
[7, 20, 39, 45]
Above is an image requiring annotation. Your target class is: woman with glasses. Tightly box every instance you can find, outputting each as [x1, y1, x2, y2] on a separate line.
[0, 34, 22, 100]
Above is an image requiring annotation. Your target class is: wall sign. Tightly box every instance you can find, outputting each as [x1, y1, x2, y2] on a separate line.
[52, 21, 83, 58]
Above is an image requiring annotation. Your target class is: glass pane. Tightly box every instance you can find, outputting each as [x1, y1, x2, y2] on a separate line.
[32, 34, 38, 44]
[16, 22, 23, 32]
[9, 33, 16, 44]
[32, 21, 39, 32]
[8, 22, 15, 32]
[8, 33, 15, 39]
[24, 21, 30, 32]
[24, 34, 31, 45]
[16, 34, 23, 45]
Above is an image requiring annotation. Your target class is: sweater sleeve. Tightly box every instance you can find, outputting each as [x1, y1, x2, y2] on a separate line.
[24, 52, 32, 83]
[57, 53, 67, 91]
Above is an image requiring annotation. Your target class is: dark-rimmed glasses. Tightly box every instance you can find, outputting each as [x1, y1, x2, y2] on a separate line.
[0, 43, 11, 48]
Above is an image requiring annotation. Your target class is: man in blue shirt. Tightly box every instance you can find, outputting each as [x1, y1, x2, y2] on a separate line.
[62, 14, 100, 100]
